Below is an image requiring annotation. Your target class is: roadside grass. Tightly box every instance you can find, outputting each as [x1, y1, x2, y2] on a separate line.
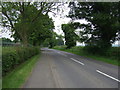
[53, 46, 119, 66]
[2, 54, 40, 88]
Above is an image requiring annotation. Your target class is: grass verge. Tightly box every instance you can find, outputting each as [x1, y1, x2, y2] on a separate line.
[2, 54, 40, 88]
[53, 46, 119, 66]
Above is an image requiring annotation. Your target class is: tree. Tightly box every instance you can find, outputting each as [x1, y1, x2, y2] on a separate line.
[42, 32, 64, 47]
[1, 2, 56, 46]
[51, 33, 64, 46]
[56, 35, 64, 46]
[28, 14, 54, 46]
[62, 23, 78, 48]
[68, 2, 120, 51]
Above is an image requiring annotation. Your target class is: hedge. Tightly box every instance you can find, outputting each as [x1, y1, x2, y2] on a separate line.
[2, 46, 40, 76]
[83, 46, 120, 60]
[106, 47, 120, 60]
[53, 46, 120, 61]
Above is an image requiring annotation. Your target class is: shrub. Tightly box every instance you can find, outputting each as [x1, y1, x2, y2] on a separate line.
[2, 46, 40, 76]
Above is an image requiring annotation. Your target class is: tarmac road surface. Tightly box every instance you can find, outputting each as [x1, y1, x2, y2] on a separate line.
[23, 48, 119, 88]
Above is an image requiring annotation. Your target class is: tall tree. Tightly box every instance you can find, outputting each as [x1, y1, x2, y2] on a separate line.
[1, 2, 56, 46]
[62, 23, 78, 48]
[69, 2, 120, 50]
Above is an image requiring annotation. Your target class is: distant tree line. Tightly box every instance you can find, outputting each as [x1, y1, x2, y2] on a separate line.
[1, 38, 12, 42]
[42, 32, 64, 48]
[0, 38, 21, 46]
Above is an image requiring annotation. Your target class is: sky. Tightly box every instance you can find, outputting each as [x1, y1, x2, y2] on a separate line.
[48, 3, 71, 35]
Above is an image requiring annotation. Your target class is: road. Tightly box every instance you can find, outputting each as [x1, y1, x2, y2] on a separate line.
[23, 48, 119, 88]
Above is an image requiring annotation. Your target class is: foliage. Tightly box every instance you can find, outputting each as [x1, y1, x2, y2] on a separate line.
[68, 2, 120, 50]
[42, 32, 64, 48]
[2, 2, 55, 46]
[2, 46, 40, 76]
[56, 38, 64, 46]
[48, 32, 57, 48]
[42, 39, 50, 47]
[62, 23, 78, 48]
[106, 47, 120, 60]
[28, 14, 54, 46]
[56, 34, 64, 46]
[3, 55, 40, 88]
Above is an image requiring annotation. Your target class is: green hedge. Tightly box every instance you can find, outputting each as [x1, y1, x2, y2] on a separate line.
[83, 46, 120, 60]
[106, 47, 120, 60]
[53, 46, 120, 61]
[2, 46, 40, 76]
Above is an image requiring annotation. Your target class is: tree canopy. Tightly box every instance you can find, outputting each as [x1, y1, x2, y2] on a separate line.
[62, 23, 78, 48]
[68, 2, 120, 50]
[2, 2, 55, 46]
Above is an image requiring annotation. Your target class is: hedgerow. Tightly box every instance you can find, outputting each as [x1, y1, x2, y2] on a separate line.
[106, 47, 120, 60]
[2, 46, 40, 76]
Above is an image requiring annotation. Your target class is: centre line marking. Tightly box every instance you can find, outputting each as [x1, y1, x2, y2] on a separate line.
[70, 58, 84, 65]
[96, 70, 120, 82]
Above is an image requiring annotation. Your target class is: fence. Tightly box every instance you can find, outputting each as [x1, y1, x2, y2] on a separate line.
[1, 42, 21, 46]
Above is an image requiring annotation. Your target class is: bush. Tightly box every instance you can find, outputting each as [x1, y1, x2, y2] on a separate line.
[2, 46, 40, 76]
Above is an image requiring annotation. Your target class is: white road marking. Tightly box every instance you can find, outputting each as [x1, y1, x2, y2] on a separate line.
[96, 70, 120, 82]
[57, 52, 67, 57]
[70, 58, 84, 65]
